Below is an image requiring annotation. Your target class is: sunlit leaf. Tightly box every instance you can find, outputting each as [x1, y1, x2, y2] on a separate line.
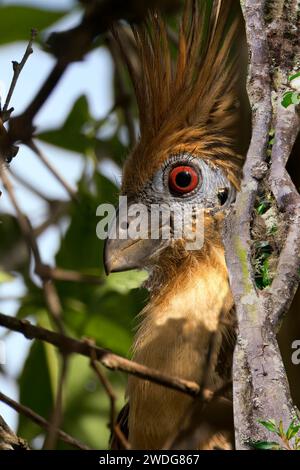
[104, 270, 148, 295]
[0, 271, 14, 283]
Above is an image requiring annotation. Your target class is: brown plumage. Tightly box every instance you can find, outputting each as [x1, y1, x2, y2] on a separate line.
[106, 0, 245, 450]
[113, 0, 242, 195]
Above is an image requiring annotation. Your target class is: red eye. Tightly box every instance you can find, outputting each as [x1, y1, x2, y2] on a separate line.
[168, 165, 200, 195]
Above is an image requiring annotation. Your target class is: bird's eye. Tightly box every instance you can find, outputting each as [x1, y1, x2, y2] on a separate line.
[168, 165, 200, 195]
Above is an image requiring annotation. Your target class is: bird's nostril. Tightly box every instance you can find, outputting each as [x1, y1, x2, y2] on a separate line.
[217, 188, 229, 206]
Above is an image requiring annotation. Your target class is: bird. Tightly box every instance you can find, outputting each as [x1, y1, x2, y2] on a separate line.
[104, 0, 245, 450]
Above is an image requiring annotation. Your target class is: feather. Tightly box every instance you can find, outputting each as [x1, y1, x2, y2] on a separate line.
[112, 0, 243, 196]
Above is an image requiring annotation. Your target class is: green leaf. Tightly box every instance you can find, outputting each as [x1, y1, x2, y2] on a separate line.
[0, 6, 66, 45]
[268, 225, 278, 235]
[269, 137, 275, 146]
[295, 436, 300, 449]
[252, 441, 281, 450]
[105, 270, 148, 295]
[286, 421, 300, 441]
[0, 271, 14, 283]
[289, 71, 300, 81]
[55, 172, 117, 273]
[18, 339, 57, 442]
[258, 419, 278, 434]
[0, 215, 27, 273]
[257, 203, 268, 215]
[278, 420, 284, 438]
[37, 96, 128, 163]
[57, 354, 126, 449]
[281, 92, 294, 108]
[261, 258, 271, 288]
[37, 96, 94, 155]
[52, 171, 147, 355]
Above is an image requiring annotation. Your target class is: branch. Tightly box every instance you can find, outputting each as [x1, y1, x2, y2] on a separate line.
[90, 356, 131, 450]
[28, 140, 78, 201]
[42, 280, 65, 334]
[37, 265, 103, 285]
[91, 359, 117, 437]
[0, 312, 200, 398]
[164, 382, 233, 450]
[266, 0, 300, 326]
[0, 166, 65, 334]
[43, 355, 68, 450]
[268, 105, 300, 326]
[7, 0, 180, 146]
[9, 167, 52, 202]
[0, 392, 89, 450]
[2, 29, 37, 118]
[223, 0, 300, 449]
[0, 415, 29, 450]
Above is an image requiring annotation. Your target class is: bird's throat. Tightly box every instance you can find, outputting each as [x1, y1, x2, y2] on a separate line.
[127, 246, 233, 449]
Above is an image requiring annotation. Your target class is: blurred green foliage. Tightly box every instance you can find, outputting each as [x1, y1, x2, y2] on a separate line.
[0, 1, 148, 450]
[0, 6, 66, 45]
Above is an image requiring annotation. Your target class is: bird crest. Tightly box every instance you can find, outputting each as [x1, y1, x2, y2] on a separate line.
[112, 0, 242, 195]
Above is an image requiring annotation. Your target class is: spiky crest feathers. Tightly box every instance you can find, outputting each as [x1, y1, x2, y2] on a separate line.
[112, 0, 242, 196]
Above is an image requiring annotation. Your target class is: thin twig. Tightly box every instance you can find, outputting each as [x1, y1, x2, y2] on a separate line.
[90, 351, 131, 450]
[0, 165, 41, 264]
[28, 140, 78, 201]
[9, 167, 52, 202]
[2, 29, 37, 116]
[1, 166, 70, 448]
[164, 381, 233, 450]
[113, 424, 131, 450]
[43, 355, 68, 450]
[91, 359, 117, 434]
[0, 296, 23, 302]
[0, 391, 90, 450]
[42, 280, 65, 334]
[33, 201, 70, 237]
[0, 166, 65, 333]
[37, 265, 103, 285]
[0, 312, 200, 397]
[7, 0, 174, 144]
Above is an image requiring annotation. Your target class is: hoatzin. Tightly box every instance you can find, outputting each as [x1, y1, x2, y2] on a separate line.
[104, 0, 247, 450]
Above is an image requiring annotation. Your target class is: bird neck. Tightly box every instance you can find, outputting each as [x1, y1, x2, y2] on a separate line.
[127, 243, 234, 449]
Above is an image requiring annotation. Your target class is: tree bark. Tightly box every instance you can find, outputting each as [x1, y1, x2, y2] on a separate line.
[0, 415, 29, 450]
[223, 0, 300, 449]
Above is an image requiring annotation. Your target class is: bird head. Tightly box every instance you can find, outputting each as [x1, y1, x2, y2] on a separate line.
[104, 0, 243, 278]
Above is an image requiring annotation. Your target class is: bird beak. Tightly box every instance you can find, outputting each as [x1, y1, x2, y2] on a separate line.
[103, 204, 169, 275]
